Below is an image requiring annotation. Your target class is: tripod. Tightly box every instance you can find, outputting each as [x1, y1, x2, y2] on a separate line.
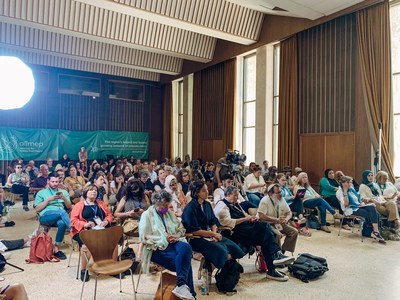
[0, 253, 24, 273]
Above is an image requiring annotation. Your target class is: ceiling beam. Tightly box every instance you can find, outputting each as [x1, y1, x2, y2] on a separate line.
[73, 0, 258, 45]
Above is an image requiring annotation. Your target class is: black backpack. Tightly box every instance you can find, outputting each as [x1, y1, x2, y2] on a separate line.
[306, 215, 321, 230]
[215, 259, 243, 293]
[288, 253, 328, 283]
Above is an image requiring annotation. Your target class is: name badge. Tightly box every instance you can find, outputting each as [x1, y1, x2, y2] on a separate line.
[93, 216, 102, 225]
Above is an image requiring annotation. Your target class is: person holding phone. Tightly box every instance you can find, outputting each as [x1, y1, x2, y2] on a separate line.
[34, 172, 72, 260]
[70, 184, 114, 282]
[114, 179, 149, 221]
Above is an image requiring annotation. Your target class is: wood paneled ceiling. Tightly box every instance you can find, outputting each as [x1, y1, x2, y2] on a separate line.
[0, 0, 364, 82]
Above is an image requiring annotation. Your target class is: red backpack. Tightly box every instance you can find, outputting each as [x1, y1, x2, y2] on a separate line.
[26, 232, 60, 263]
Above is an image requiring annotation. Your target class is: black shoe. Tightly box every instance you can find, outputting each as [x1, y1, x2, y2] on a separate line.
[272, 251, 295, 266]
[54, 251, 67, 260]
[81, 270, 90, 282]
[111, 273, 126, 279]
[266, 269, 289, 282]
[4, 200, 15, 206]
[371, 231, 386, 244]
[23, 205, 29, 212]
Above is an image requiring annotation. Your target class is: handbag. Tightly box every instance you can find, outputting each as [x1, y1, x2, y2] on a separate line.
[122, 219, 139, 236]
[26, 232, 60, 264]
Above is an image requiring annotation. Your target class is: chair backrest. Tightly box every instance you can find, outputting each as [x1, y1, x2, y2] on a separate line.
[80, 226, 123, 262]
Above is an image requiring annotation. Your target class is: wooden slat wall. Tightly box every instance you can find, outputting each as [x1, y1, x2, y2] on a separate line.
[298, 13, 356, 134]
[192, 59, 235, 163]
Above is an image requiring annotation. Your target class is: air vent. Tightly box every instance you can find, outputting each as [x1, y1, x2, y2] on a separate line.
[58, 74, 100, 97]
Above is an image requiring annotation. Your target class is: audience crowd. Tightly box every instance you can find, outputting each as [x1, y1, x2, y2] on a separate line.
[1, 150, 400, 300]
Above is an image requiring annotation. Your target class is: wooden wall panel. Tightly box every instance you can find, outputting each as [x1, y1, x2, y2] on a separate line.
[325, 134, 355, 177]
[300, 133, 355, 186]
[300, 135, 325, 185]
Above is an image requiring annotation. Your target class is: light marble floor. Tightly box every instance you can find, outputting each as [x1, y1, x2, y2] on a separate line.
[1, 204, 400, 300]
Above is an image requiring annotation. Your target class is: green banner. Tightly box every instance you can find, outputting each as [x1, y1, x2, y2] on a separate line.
[0, 127, 149, 161]
[59, 130, 149, 160]
[0, 127, 58, 160]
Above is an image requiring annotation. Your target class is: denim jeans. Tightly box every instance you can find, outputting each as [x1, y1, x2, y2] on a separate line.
[39, 210, 71, 244]
[303, 198, 335, 226]
[246, 192, 263, 207]
[151, 242, 196, 297]
[11, 184, 30, 205]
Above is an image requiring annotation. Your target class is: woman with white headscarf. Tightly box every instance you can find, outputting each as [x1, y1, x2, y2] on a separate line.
[164, 175, 187, 218]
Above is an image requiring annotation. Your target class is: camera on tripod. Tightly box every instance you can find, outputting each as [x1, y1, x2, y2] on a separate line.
[226, 150, 246, 175]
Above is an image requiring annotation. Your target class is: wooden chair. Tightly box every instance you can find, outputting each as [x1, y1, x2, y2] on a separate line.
[79, 226, 136, 300]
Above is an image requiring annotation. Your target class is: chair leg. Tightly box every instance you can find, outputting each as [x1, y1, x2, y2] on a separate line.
[94, 275, 98, 300]
[338, 216, 345, 236]
[76, 249, 82, 280]
[119, 273, 122, 293]
[160, 269, 163, 300]
[128, 269, 137, 300]
[135, 264, 142, 291]
[79, 269, 88, 300]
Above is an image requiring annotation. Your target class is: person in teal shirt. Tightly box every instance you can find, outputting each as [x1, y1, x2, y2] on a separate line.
[34, 172, 72, 260]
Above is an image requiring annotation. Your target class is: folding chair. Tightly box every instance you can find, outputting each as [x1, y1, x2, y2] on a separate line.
[338, 215, 365, 242]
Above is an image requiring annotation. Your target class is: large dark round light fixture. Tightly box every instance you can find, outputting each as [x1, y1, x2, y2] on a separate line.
[0, 56, 35, 110]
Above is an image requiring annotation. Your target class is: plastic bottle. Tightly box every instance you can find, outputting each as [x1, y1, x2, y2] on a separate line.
[200, 268, 209, 295]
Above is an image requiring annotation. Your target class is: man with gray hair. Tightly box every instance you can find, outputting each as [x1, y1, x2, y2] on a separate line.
[214, 185, 294, 282]
[30, 164, 49, 193]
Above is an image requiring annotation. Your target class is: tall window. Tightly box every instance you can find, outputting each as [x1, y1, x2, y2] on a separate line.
[177, 80, 184, 158]
[242, 54, 256, 163]
[273, 44, 280, 165]
[390, 1, 400, 176]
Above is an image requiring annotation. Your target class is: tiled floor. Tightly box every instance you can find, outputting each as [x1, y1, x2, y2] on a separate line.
[1, 204, 400, 300]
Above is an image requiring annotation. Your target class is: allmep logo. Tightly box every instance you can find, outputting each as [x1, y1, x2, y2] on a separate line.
[0, 135, 44, 153]
[0, 135, 18, 153]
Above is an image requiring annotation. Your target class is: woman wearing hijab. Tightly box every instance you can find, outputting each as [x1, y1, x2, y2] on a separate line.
[359, 170, 400, 229]
[319, 169, 349, 229]
[164, 174, 187, 219]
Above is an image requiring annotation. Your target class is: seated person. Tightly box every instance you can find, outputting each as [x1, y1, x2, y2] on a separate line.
[319, 169, 343, 211]
[214, 186, 294, 282]
[109, 173, 124, 205]
[87, 172, 109, 205]
[165, 175, 187, 219]
[257, 184, 299, 253]
[70, 184, 114, 281]
[294, 172, 342, 233]
[65, 165, 86, 204]
[359, 170, 400, 229]
[139, 191, 196, 300]
[114, 179, 148, 227]
[6, 163, 30, 211]
[30, 164, 50, 193]
[376, 171, 399, 203]
[243, 166, 266, 207]
[137, 170, 154, 197]
[182, 180, 245, 276]
[275, 173, 310, 236]
[0, 283, 28, 300]
[34, 172, 71, 260]
[153, 168, 166, 192]
[336, 175, 385, 243]
[213, 174, 256, 213]
[177, 169, 191, 196]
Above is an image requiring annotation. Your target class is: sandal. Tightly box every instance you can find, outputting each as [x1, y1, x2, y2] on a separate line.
[342, 224, 352, 231]
[299, 226, 312, 236]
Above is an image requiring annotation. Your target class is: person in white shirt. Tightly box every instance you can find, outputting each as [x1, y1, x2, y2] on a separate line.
[243, 166, 266, 207]
[257, 184, 298, 254]
[213, 174, 256, 213]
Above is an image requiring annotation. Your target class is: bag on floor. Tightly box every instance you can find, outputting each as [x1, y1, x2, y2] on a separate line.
[306, 215, 321, 230]
[255, 249, 267, 273]
[119, 247, 139, 275]
[154, 272, 177, 300]
[0, 253, 6, 272]
[288, 253, 328, 283]
[26, 232, 60, 264]
[215, 259, 243, 293]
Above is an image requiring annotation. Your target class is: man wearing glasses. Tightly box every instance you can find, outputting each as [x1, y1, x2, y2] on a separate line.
[257, 184, 298, 255]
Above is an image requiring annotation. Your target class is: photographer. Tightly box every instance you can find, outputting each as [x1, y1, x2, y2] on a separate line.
[215, 150, 232, 188]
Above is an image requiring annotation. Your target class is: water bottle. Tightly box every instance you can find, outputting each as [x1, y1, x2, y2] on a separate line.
[201, 268, 209, 295]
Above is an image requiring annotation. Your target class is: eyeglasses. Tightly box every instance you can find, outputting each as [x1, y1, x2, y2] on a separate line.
[16, 166, 22, 169]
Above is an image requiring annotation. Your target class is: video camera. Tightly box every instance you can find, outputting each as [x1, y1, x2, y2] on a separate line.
[225, 150, 246, 175]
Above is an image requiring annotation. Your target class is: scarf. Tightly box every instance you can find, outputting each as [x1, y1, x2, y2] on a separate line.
[362, 170, 379, 196]
[139, 206, 185, 274]
[324, 169, 339, 187]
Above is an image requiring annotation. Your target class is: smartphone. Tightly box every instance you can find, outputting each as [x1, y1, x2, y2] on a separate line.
[56, 192, 62, 196]
[134, 207, 140, 212]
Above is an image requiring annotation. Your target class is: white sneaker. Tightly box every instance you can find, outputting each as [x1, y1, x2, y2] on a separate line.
[172, 285, 195, 300]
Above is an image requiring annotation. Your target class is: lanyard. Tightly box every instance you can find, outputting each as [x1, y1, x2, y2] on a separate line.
[48, 188, 58, 196]
[85, 200, 98, 216]
[269, 197, 279, 218]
